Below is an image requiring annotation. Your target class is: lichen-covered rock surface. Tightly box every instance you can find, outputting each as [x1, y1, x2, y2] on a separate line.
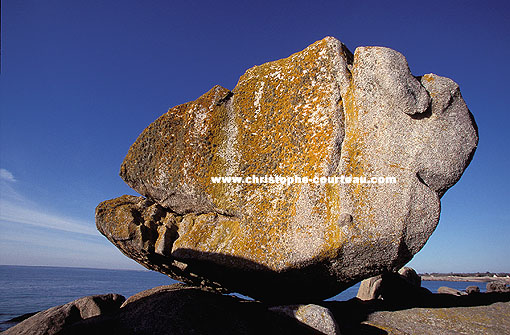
[97, 36, 478, 302]
[362, 302, 510, 335]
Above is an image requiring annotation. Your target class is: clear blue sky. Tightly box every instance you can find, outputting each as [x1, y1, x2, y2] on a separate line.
[1, 0, 509, 273]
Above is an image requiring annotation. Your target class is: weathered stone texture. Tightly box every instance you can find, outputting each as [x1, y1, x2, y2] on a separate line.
[97, 36, 478, 302]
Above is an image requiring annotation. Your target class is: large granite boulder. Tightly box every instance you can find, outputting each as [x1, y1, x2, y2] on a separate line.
[97, 36, 478, 302]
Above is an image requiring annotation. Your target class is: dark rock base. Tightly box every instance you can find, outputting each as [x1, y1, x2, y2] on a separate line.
[4, 284, 510, 335]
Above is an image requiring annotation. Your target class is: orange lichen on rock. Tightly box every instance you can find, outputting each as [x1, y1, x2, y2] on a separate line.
[118, 37, 353, 273]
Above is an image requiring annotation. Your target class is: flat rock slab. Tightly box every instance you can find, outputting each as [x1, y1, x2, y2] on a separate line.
[97, 36, 478, 302]
[364, 302, 510, 335]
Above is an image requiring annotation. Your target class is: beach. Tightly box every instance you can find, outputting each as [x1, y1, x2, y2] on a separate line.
[422, 275, 510, 283]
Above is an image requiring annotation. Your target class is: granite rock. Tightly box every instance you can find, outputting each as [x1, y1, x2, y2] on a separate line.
[61, 284, 325, 335]
[466, 285, 481, 294]
[437, 286, 465, 296]
[3, 294, 124, 335]
[98, 36, 478, 302]
[270, 304, 341, 335]
[357, 267, 422, 301]
[398, 267, 421, 287]
[363, 302, 510, 335]
[356, 275, 382, 301]
[487, 281, 510, 293]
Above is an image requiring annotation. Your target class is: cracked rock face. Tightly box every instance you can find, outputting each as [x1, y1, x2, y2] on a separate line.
[97, 37, 478, 303]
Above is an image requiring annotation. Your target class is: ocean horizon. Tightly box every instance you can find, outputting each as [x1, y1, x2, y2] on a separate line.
[0, 265, 488, 332]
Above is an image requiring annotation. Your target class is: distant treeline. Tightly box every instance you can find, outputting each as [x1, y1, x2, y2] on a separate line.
[420, 272, 510, 277]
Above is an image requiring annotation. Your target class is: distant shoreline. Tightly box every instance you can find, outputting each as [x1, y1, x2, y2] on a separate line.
[422, 275, 510, 283]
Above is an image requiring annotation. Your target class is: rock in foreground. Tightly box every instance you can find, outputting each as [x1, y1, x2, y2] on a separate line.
[97, 36, 478, 302]
[7, 285, 510, 335]
[60, 285, 322, 335]
[270, 304, 340, 335]
[3, 294, 124, 335]
[363, 302, 510, 334]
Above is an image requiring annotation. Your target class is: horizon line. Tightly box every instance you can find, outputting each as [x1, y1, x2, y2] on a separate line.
[1, 264, 508, 275]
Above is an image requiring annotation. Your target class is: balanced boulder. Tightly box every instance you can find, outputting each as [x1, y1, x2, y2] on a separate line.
[97, 36, 478, 302]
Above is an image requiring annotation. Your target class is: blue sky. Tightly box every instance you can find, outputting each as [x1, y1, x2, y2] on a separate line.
[1, 0, 509, 273]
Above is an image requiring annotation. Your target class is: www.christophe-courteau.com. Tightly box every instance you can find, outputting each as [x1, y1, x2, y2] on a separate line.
[211, 175, 397, 185]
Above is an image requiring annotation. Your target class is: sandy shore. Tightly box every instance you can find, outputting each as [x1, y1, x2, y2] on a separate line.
[422, 275, 510, 283]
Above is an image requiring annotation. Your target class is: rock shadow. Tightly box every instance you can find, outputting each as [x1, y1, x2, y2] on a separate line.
[60, 286, 324, 335]
[170, 247, 349, 304]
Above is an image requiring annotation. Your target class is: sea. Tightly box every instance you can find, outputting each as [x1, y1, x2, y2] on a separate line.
[0, 265, 488, 332]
